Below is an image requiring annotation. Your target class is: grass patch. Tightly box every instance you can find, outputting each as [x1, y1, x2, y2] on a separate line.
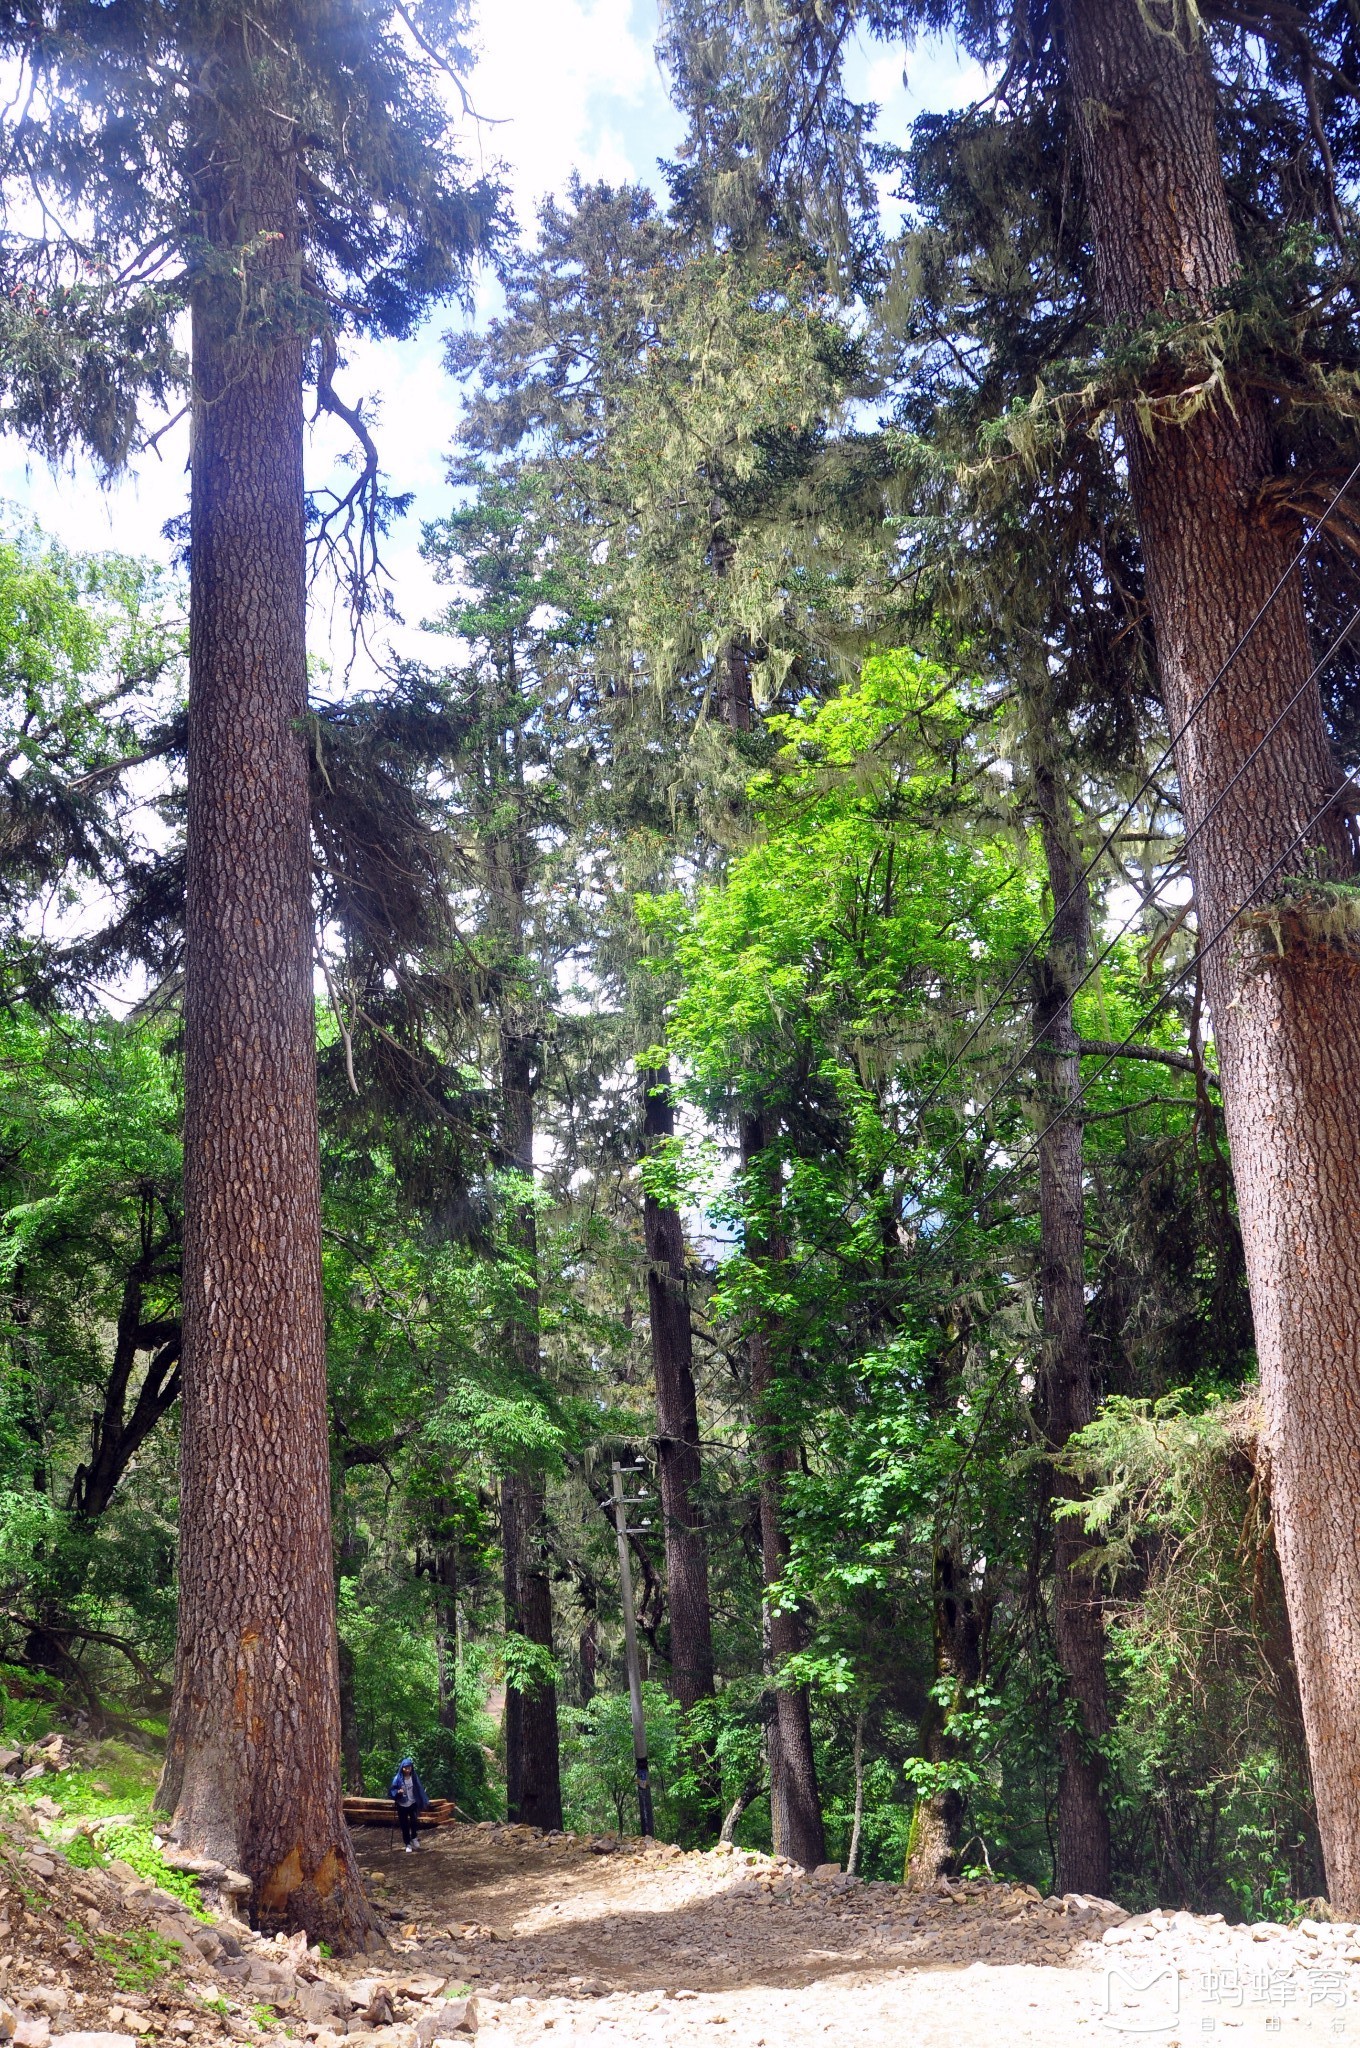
[90, 1926, 183, 1994]
[4, 1739, 208, 1920]
[91, 1821, 211, 1919]
[40, 1738, 161, 1818]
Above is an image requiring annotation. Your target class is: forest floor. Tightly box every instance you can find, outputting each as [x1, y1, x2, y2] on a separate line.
[10, 1761, 1360, 2048]
[329, 1821, 1360, 2047]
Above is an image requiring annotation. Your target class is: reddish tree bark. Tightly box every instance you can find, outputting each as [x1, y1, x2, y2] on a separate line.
[1064, 0, 1360, 1908]
[1033, 764, 1111, 1898]
[156, 62, 369, 1948]
[641, 1067, 716, 1714]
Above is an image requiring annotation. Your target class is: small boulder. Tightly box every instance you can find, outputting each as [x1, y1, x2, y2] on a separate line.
[414, 1999, 477, 2042]
[362, 1987, 396, 2029]
[295, 1979, 348, 2025]
[810, 1864, 842, 1883]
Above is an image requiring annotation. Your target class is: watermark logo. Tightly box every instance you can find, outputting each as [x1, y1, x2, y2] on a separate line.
[1103, 1965, 1180, 2034]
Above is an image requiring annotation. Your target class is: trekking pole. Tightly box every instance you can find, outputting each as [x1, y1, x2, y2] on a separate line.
[610, 1458, 655, 1837]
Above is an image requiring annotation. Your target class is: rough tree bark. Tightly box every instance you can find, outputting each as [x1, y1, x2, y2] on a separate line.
[499, 1025, 563, 1833]
[641, 1068, 716, 1713]
[743, 1111, 827, 1872]
[155, 50, 370, 1949]
[1032, 762, 1111, 1897]
[904, 1549, 987, 1889]
[502, 1469, 562, 1829]
[1063, 0, 1360, 1908]
[501, 1473, 524, 1823]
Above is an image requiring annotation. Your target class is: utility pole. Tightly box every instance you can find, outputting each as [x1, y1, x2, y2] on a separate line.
[610, 1459, 655, 1838]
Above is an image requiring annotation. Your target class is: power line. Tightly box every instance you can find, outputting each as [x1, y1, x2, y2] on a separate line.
[904, 457, 1360, 1134]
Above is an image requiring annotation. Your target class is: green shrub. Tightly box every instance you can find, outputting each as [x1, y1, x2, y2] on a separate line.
[92, 1822, 210, 1919]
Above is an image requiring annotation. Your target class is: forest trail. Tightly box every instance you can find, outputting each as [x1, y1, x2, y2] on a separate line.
[333, 1823, 1360, 2046]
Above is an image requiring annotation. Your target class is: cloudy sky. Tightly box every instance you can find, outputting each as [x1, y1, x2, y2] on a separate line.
[0, 1, 979, 657]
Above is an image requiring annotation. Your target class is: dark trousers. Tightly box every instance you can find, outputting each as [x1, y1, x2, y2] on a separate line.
[396, 1802, 420, 1845]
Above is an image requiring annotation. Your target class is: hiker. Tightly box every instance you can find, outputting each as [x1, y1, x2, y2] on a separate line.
[389, 1756, 428, 1851]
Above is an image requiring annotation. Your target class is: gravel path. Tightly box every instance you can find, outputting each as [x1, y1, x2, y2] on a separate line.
[328, 1824, 1360, 2047]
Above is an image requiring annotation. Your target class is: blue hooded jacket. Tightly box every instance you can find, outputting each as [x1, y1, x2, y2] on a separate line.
[389, 1758, 428, 1810]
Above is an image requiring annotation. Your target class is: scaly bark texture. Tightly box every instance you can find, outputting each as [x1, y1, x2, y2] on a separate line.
[158, 53, 370, 1949]
[500, 1025, 563, 1833]
[1064, 0, 1360, 1908]
[743, 1112, 827, 1872]
[641, 1067, 716, 1713]
[1032, 764, 1111, 1898]
[502, 1469, 563, 1829]
[904, 1550, 987, 1890]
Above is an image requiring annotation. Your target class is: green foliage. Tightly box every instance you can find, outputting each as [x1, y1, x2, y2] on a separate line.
[90, 1823, 210, 1920]
[90, 1926, 183, 1994]
[0, 0, 1334, 1934]
[502, 1634, 560, 1700]
[1066, 1393, 1322, 1914]
[0, 1, 505, 473]
[560, 1684, 683, 1838]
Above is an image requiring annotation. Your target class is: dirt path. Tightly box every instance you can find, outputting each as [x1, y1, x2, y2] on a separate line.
[331, 1824, 1360, 2047]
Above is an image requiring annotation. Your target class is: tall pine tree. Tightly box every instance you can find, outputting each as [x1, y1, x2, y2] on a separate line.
[0, 0, 500, 1943]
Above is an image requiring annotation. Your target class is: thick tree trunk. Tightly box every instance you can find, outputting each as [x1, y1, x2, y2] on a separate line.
[1032, 765, 1111, 1898]
[641, 1069, 716, 1713]
[502, 1469, 562, 1828]
[1064, 0, 1360, 1908]
[156, 76, 369, 1950]
[501, 1473, 524, 1823]
[743, 1112, 826, 1872]
[499, 1026, 563, 1833]
[904, 1549, 986, 1890]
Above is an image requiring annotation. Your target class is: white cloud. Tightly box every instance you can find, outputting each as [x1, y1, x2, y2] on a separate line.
[474, 0, 668, 217]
